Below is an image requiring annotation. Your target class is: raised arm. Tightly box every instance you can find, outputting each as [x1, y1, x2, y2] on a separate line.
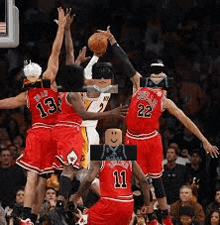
[164, 98, 219, 158]
[98, 26, 142, 92]
[64, 9, 75, 65]
[42, 7, 67, 88]
[0, 92, 27, 109]
[67, 92, 127, 120]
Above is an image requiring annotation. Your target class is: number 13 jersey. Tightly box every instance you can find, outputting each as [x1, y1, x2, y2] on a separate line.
[27, 88, 59, 126]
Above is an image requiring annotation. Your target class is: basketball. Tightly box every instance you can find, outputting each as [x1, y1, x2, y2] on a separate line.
[88, 33, 108, 54]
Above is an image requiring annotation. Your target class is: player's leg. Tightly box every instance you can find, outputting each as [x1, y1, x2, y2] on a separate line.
[22, 171, 38, 220]
[31, 175, 47, 222]
[147, 136, 173, 225]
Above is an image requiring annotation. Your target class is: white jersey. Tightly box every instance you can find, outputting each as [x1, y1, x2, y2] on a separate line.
[81, 54, 111, 128]
[81, 92, 111, 127]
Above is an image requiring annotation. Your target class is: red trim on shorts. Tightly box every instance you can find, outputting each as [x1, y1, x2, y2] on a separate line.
[126, 130, 158, 139]
[102, 197, 134, 202]
[16, 154, 54, 174]
[148, 172, 163, 179]
[32, 123, 54, 129]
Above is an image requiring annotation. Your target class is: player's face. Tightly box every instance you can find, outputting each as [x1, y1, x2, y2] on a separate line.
[26, 74, 39, 83]
[94, 78, 111, 89]
[105, 129, 122, 147]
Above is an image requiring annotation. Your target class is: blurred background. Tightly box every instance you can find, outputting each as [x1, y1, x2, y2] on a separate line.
[0, 0, 220, 206]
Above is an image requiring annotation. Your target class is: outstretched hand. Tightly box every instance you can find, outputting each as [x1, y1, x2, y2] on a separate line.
[75, 46, 91, 65]
[54, 7, 68, 28]
[110, 104, 128, 118]
[203, 140, 219, 158]
[69, 193, 83, 209]
[65, 8, 75, 30]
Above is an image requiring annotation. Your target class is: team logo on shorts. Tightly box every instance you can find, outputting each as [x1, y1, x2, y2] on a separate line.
[67, 150, 77, 165]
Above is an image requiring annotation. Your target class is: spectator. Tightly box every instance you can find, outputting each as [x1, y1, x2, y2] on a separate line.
[178, 128, 201, 154]
[163, 147, 190, 205]
[0, 148, 26, 208]
[206, 189, 220, 224]
[6, 187, 25, 225]
[210, 210, 220, 225]
[39, 187, 58, 224]
[163, 143, 190, 165]
[187, 150, 210, 207]
[170, 185, 205, 225]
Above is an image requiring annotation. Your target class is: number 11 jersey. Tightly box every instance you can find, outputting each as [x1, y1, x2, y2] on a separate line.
[99, 161, 133, 201]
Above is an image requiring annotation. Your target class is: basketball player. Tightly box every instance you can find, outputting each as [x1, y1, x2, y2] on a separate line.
[86, 62, 118, 93]
[52, 89, 127, 205]
[98, 26, 219, 225]
[53, 19, 128, 211]
[0, 8, 68, 223]
[71, 160, 150, 225]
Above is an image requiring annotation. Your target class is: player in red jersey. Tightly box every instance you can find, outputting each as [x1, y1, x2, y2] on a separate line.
[0, 8, 68, 223]
[51, 12, 128, 213]
[53, 90, 127, 207]
[98, 26, 219, 225]
[71, 160, 150, 225]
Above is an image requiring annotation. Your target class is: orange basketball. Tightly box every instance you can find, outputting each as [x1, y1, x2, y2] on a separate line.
[88, 33, 108, 54]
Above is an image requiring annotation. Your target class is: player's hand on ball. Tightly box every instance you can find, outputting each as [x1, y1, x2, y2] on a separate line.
[97, 26, 113, 40]
[202, 140, 219, 158]
[111, 104, 128, 118]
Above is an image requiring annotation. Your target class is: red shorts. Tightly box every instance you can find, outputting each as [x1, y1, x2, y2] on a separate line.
[52, 125, 83, 169]
[125, 132, 163, 178]
[88, 198, 134, 225]
[16, 126, 56, 174]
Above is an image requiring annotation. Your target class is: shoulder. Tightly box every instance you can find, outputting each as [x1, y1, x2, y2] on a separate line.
[110, 85, 118, 93]
[171, 200, 181, 208]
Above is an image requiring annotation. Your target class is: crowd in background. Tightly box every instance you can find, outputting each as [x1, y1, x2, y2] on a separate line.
[1, 0, 220, 224]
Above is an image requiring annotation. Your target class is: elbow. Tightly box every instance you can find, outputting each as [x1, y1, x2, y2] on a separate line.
[80, 112, 89, 120]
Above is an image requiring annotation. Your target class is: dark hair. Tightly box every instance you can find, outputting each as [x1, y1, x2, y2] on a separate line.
[92, 62, 114, 79]
[46, 187, 58, 196]
[166, 147, 179, 156]
[180, 206, 194, 216]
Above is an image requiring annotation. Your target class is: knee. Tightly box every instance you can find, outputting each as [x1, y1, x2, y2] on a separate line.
[62, 165, 77, 180]
[152, 177, 166, 199]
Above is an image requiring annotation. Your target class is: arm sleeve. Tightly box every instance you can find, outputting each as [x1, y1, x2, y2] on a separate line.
[84, 55, 99, 79]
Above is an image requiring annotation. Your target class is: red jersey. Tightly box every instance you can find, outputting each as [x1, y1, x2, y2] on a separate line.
[99, 161, 133, 200]
[27, 88, 59, 126]
[126, 87, 166, 135]
[56, 92, 82, 127]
